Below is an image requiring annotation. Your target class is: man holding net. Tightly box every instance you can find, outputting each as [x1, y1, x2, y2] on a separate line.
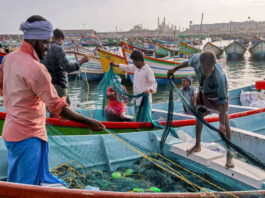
[112, 50, 157, 121]
[167, 51, 234, 169]
[0, 15, 104, 186]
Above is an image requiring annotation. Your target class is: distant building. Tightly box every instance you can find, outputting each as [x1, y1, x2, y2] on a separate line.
[185, 20, 265, 35]
[62, 29, 96, 39]
[130, 24, 143, 32]
[157, 17, 176, 33]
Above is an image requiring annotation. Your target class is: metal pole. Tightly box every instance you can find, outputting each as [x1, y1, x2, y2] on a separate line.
[199, 13, 204, 48]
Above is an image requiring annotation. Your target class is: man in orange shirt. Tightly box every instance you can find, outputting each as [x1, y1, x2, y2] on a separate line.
[0, 15, 104, 186]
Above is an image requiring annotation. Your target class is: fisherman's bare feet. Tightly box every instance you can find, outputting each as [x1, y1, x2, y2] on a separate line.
[225, 154, 234, 169]
[186, 145, 201, 155]
[225, 161, 235, 169]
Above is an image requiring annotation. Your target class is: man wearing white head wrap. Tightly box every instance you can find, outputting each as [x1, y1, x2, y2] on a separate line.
[0, 15, 104, 186]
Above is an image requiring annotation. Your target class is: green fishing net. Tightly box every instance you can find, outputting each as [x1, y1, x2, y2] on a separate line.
[44, 65, 264, 196]
[50, 155, 239, 193]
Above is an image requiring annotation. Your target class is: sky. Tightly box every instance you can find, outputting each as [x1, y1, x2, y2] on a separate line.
[2, 0, 265, 34]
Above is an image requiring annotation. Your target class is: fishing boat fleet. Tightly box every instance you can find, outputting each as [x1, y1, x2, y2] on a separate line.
[64, 35, 265, 84]
[64, 39, 201, 84]
[223, 36, 265, 60]
[2, 35, 265, 197]
[1, 35, 265, 86]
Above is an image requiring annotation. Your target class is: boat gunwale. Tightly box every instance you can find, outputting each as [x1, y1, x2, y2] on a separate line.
[0, 181, 264, 198]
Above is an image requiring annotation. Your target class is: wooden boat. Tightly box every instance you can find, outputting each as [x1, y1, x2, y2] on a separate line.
[120, 41, 155, 57]
[0, 85, 263, 136]
[229, 111, 265, 164]
[203, 42, 223, 57]
[238, 36, 249, 47]
[224, 41, 247, 59]
[65, 45, 104, 81]
[121, 47, 195, 85]
[0, 181, 264, 198]
[142, 41, 155, 51]
[1, 119, 265, 197]
[211, 37, 222, 42]
[178, 42, 200, 58]
[251, 36, 260, 46]
[98, 47, 194, 85]
[97, 48, 127, 76]
[153, 42, 178, 58]
[107, 38, 120, 46]
[249, 40, 265, 59]
[66, 53, 103, 81]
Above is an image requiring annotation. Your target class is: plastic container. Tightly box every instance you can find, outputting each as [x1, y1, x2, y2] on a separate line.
[256, 80, 265, 90]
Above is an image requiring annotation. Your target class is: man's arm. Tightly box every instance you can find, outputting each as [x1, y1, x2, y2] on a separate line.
[27, 63, 104, 131]
[112, 63, 119, 67]
[167, 61, 189, 77]
[55, 47, 88, 73]
[112, 62, 135, 73]
[60, 106, 104, 131]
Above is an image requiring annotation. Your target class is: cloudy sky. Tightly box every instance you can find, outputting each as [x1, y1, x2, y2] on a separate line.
[2, 0, 265, 34]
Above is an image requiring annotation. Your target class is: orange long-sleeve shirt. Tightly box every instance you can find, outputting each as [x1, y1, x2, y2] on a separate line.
[0, 41, 68, 142]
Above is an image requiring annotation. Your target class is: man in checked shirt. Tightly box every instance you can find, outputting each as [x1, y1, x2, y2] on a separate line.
[42, 29, 88, 104]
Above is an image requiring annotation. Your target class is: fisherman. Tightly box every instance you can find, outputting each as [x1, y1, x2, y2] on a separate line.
[180, 75, 197, 114]
[0, 15, 104, 186]
[42, 28, 88, 104]
[112, 50, 157, 121]
[167, 51, 234, 169]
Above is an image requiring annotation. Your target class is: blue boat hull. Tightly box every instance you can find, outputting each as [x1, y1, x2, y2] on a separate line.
[80, 72, 104, 82]
[0, 128, 259, 191]
[227, 52, 244, 60]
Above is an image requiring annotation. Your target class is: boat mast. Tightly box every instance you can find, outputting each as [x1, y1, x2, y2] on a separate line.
[174, 26, 177, 55]
[199, 13, 204, 48]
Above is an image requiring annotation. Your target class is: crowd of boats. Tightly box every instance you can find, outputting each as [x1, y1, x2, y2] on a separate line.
[1, 35, 264, 86]
[63, 35, 265, 86]
[2, 35, 265, 197]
